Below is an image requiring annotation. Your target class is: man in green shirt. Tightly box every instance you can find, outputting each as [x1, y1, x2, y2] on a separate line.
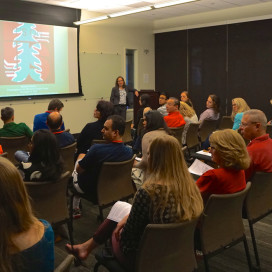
[0, 107, 33, 138]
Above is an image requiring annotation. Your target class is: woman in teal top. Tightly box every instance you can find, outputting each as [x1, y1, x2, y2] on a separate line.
[0, 157, 54, 272]
[231, 98, 250, 130]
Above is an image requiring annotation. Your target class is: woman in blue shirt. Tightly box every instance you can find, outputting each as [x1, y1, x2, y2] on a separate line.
[231, 98, 250, 130]
[0, 157, 54, 272]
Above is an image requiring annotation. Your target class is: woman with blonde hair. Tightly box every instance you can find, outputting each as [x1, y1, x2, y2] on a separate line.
[66, 135, 203, 269]
[196, 129, 250, 203]
[179, 101, 198, 145]
[231, 97, 250, 130]
[0, 157, 54, 272]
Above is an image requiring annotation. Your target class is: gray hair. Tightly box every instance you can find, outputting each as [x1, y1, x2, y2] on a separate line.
[169, 97, 180, 108]
[243, 109, 267, 129]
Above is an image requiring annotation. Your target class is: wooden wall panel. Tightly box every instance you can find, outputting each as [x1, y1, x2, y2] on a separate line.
[155, 19, 272, 120]
[155, 31, 187, 98]
[188, 25, 227, 116]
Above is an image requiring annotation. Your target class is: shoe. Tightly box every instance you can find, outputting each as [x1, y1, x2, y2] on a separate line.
[73, 208, 82, 219]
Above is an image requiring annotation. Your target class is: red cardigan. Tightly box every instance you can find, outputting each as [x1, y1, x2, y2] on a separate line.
[245, 134, 272, 181]
[196, 168, 246, 203]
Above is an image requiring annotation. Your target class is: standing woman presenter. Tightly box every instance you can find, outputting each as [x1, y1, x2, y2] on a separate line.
[110, 76, 139, 120]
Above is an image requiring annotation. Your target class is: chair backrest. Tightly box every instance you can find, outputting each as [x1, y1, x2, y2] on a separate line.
[0, 152, 8, 158]
[199, 183, 251, 255]
[186, 122, 200, 149]
[218, 116, 234, 130]
[25, 171, 70, 224]
[267, 124, 272, 138]
[244, 172, 272, 222]
[122, 120, 133, 143]
[135, 219, 199, 272]
[199, 119, 218, 142]
[59, 142, 77, 173]
[181, 145, 187, 155]
[0, 136, 29, 164]
[54, 255, 74, 272]
[97, 155, 136, 206]
[169, 126, 184, 145]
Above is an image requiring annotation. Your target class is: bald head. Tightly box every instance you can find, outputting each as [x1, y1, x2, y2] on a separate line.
[47, 112, 63, 131]
[143, 107, 151, 117]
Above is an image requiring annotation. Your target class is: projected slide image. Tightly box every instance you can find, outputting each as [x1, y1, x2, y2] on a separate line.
[3, 22, 54, 84]
[0, 20, 79, 98]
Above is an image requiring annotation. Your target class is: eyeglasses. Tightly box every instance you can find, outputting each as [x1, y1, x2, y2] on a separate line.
[240, 122, 257, 127]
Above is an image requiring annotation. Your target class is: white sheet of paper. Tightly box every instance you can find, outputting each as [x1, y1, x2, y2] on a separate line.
[107, 201, 132, 222]
[196, 150, 212, 157]
[135, 157, 142, 162]
[188, 159, 214, 176]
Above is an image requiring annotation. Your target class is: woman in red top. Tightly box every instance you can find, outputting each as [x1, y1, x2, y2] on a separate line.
[196, 129, 250, 203]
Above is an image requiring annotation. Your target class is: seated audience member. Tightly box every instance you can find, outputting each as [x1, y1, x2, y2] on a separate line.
[17, 129, 63, 181]
[134, 94, 151, 130]
[71, 115, 133, 217]
[76, 100, 114, 157]
[157, 92, 168, 116]
[66, 135, 203, 270]
[180, 91, 194, 108]
[231, 97, 250, 130]
[132, 106, 152, 154]
[196, 129, 250, 203]
[0, 157, 54, 272]
[199, 94, 220, 126]
[240, 109, 272, 180]
[135, 110, 172, 171]
[164, 97, 186, 128]
[132, 94, 151, 153]
[47, 112, 75, 148]
[33, 99, 65, 132]
[0, 107, 33, 138]
[179, 101, 198, 145]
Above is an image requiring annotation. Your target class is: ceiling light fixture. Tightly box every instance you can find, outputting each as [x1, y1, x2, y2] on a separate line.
[74, 15, 109, 25]
[154, 0, 197, 9]
[73, 0, 198, 25]
[110, 6, 152, 18]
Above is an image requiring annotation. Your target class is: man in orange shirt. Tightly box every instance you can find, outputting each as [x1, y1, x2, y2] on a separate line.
[164, 97, 186, 127]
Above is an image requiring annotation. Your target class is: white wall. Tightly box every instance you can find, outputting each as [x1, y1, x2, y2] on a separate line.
[1, 16, 155, 133]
